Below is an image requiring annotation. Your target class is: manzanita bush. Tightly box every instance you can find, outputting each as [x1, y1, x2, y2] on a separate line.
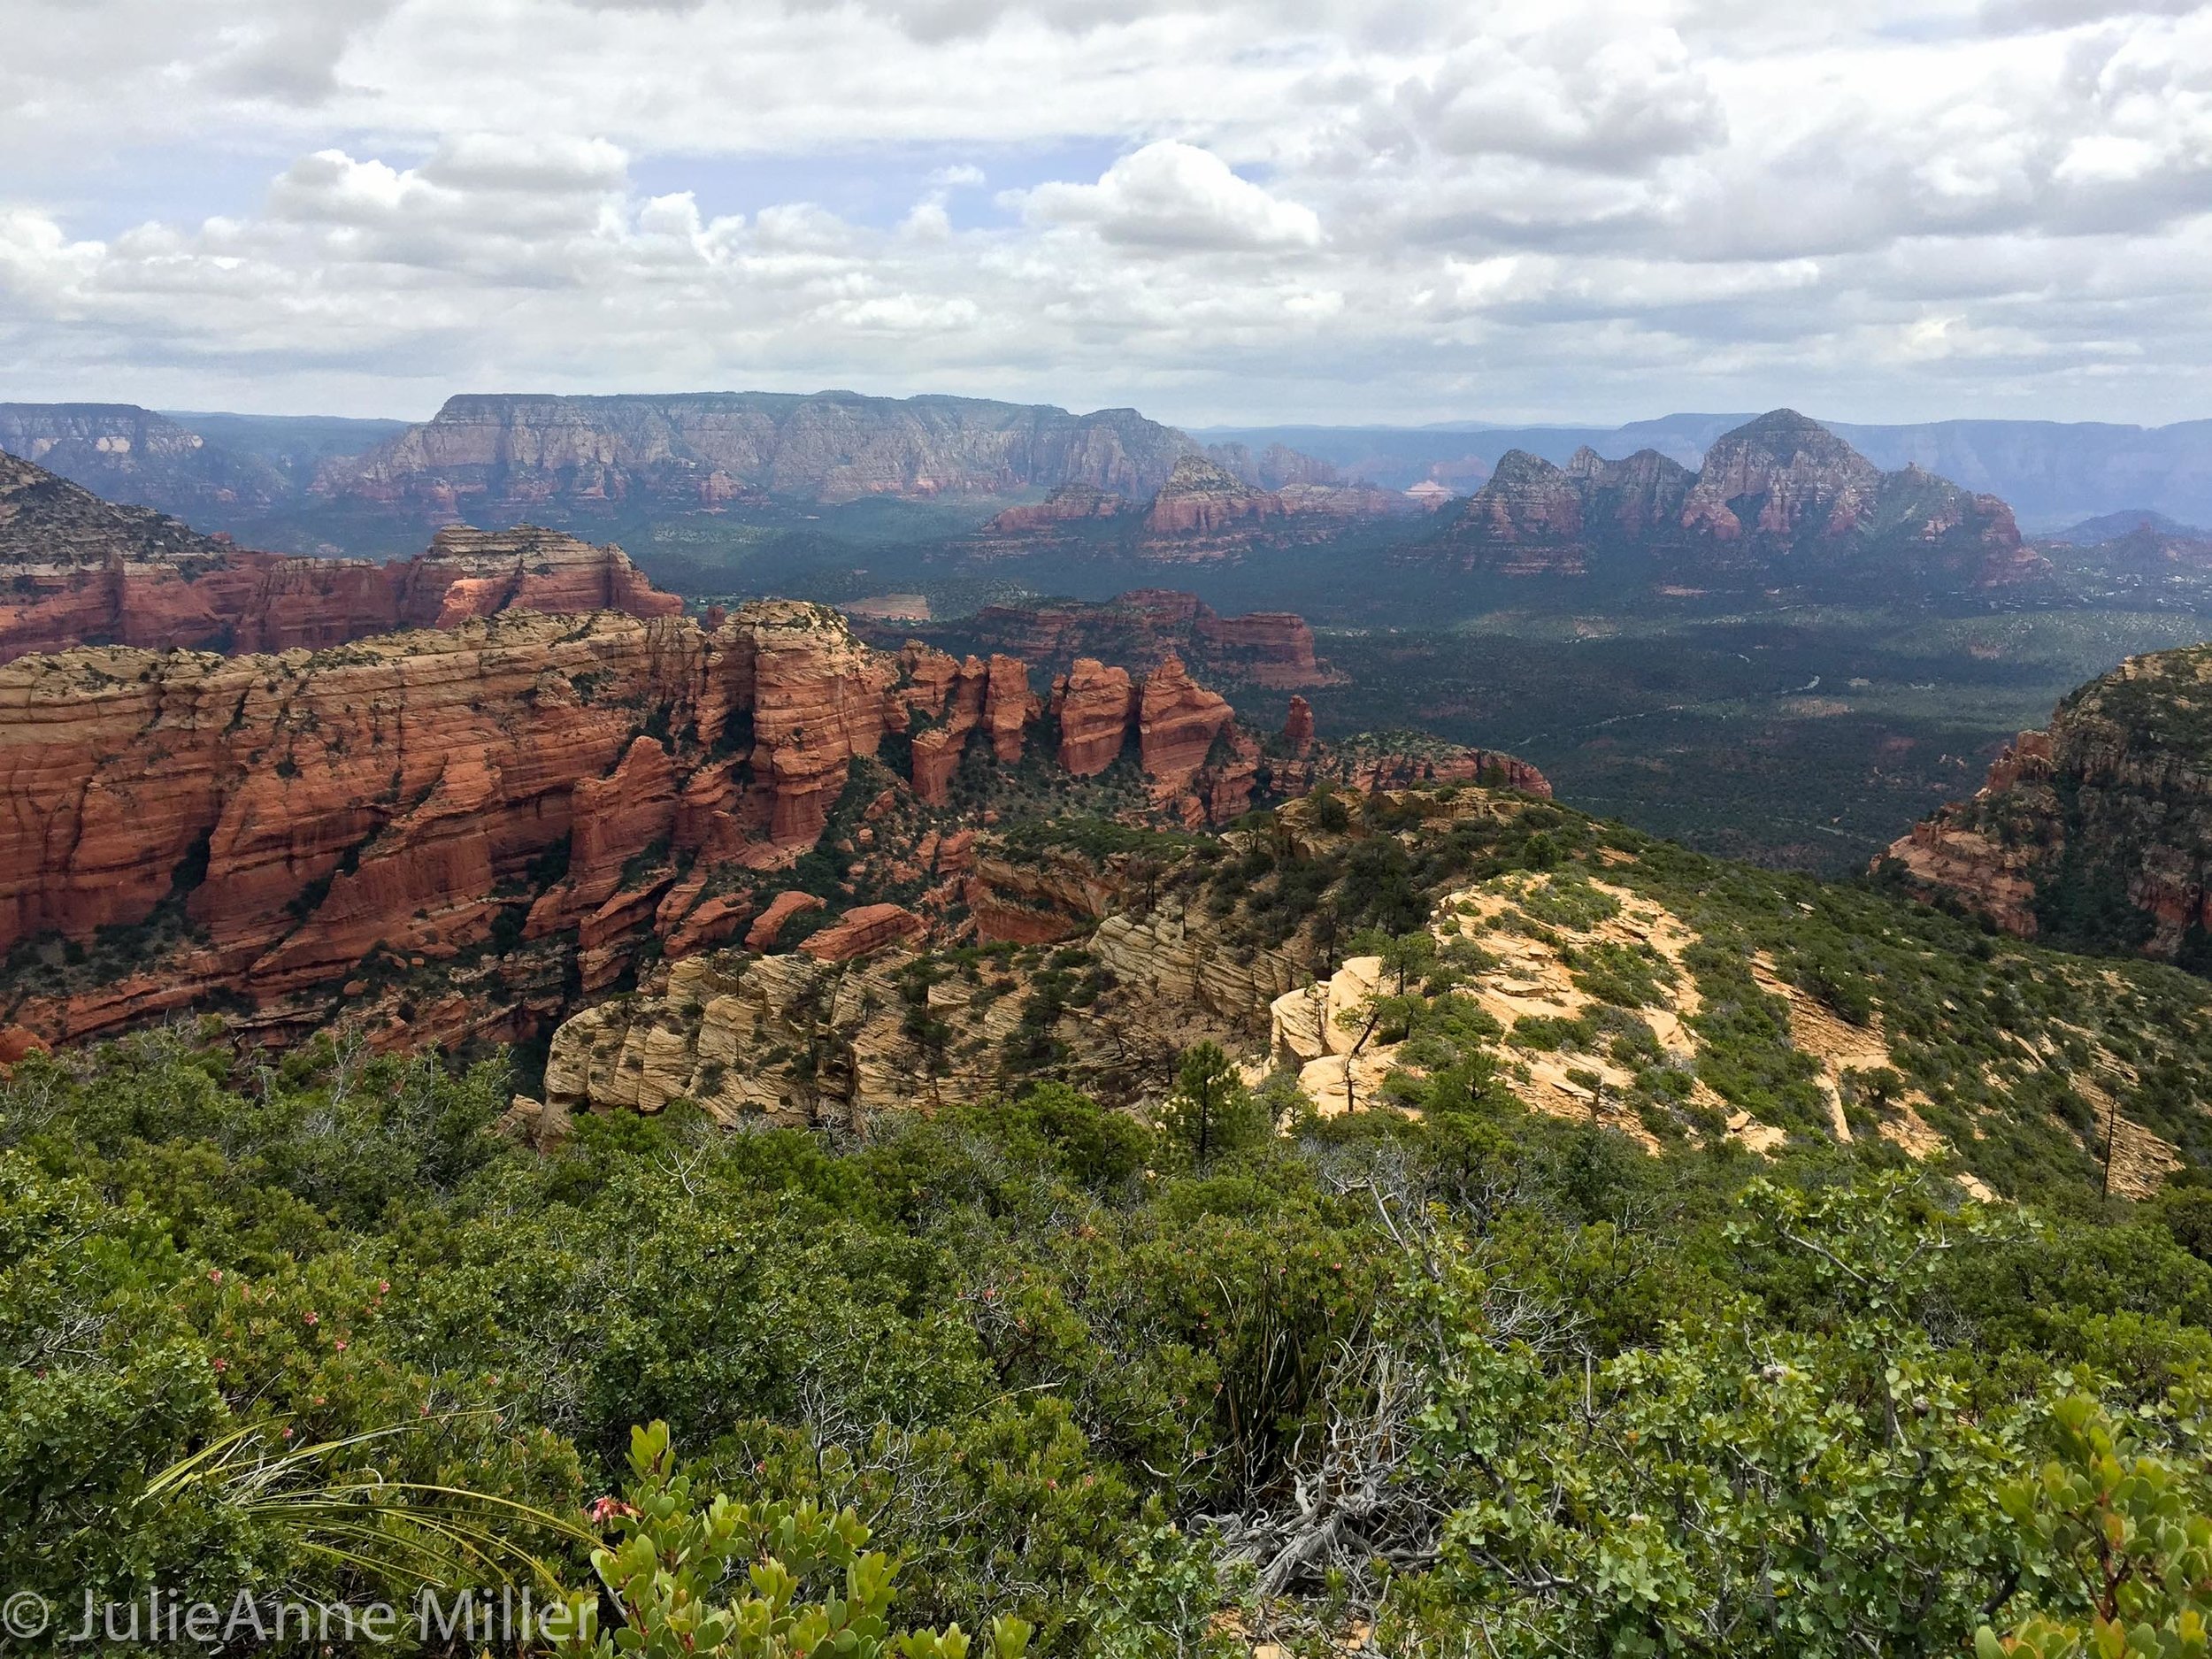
[559, 1420, 1034, 1659]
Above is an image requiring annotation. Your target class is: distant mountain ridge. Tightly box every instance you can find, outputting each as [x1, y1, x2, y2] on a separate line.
[1412, 409, 2044, 590]
[1199, 412, 2212, 528]
[311, 390, 1221, 511]
[2047, 509, 2208, 545]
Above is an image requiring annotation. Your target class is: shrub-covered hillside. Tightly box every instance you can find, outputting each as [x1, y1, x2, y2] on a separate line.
[13, 1023, 2212, 1655]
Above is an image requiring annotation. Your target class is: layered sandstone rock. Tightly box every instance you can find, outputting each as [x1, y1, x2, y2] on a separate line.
[985, 655, 1037, 763]
[1881, 647, 2212, 957]
[0, 593, 1313, 1047]
[0, 449, 682, 664]
[920, 589, 1337, 690]
[801, 902, 925, 962]
[1142, 455, 1286, 541]
[1139, 656, 1235, 791]
[1440, 450, 1596, 577]
[1054, 659, 1137, 775]
[979, 483, 1126, 534]
[1282, 695, 1316, 758]
[0, 404, 288, 515]
[747, 891, 827, 951]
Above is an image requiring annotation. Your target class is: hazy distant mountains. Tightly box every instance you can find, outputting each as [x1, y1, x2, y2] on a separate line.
[10, 392, 2212, 546]
[0, 404, 408, 518]
[312, 391, 1220, 512]
[1200, 413, 2212, 531]
[1409, 410, 2047, 591]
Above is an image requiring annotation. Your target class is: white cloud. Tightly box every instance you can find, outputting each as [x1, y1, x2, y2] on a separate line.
[1022, 142, 1323, 251]
[0, 0, 2210, 423]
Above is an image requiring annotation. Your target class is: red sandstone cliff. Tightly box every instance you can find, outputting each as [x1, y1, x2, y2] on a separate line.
[0, 448, 681, 663]
[1879, 647, 2212, 956]
[0, 603, 1407, 1048]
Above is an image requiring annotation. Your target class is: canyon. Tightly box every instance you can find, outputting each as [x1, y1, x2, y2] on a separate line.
[0, 586, 1526, 1051]
[1420, 409, 2047, 590]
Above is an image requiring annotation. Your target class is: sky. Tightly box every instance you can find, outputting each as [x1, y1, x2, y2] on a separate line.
[3, 0, 2210, 428]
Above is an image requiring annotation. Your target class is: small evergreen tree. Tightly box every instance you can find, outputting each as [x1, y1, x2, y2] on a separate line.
[1156, 1041, 1266, 1167]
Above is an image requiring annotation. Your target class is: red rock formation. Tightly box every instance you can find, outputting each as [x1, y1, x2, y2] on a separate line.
[985, 655, 1037, 763]
[1142, 456, 1286, 541]
[907, 654, 991, 805]
[747, 891, 827, 951]
[979, 483, 1126, 534]
[0, 449, 683, 664]
[724, 601, 900, 843]
[1875, 649, 2212, 953]
[1283, 695, 1315, 758]
[1437, 450, 1594, 576]
[1192, 609, 1324, 688]
[1139, 655, 1235, 811]
[800, 902, 925, 962]
[935, 589, 1337, 690]
[664, 893, 753, 957]
[1054, 658, 1137, 775]
[0, 573, 1545, 1048]
[1423, 411, 2044, 590]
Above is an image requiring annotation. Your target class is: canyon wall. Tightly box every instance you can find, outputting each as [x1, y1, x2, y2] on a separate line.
[0, 604, 1334, 1047]
[1881, 646, 2212, 961]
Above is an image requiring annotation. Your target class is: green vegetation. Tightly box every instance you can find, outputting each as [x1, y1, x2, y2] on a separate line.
[11, 1024, 2212, 1654]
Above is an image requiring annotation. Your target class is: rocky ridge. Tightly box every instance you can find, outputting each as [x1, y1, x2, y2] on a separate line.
[1423, 409, 2047, 589]
[968, 457, 1403, 564]
[0, 449, 681, 664]
[534, 782, 2195, 1202]
[0, 404, 288, 514]
[1881, 644, 2212, 960]
[0, 594, 1496, 1050]
[314, 390, 1217, 511]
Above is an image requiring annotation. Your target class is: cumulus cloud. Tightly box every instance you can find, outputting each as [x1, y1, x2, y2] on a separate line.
[1388, 24, 1725, 172]
[2, 0, 2211, 423]
[1022, 142, 1323, 250]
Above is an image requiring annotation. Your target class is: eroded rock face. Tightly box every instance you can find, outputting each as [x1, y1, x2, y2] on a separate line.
[801, 902, 925, 962]
[0, 405, 288, 514]
[1142, 455, 1286, 542]
[0, 594, 1329, 1048]
[1282, 695, 1316, 758]
[1440, 450, 1596, 577]
[0, 450, 683, 664]
[1424, 410, 2044, 590]
[1139, 655, 1235, 794]
[1054, 659, 1137, 776]
[1881, 648, 2212, 958]
[979, 483, 1126, 534]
